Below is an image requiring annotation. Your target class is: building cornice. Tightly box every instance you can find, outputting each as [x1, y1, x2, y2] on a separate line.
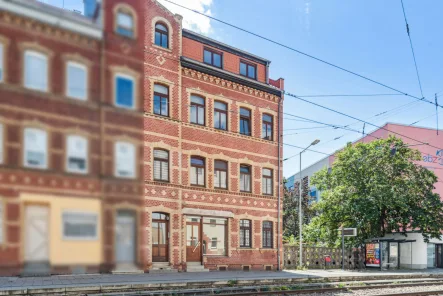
[181, 57, 282, 98]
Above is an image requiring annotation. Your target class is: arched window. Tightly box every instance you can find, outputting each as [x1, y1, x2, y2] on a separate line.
[153, 149, 169, 182]
[155, 23, 169, 48]
[116, 9, 135, 38]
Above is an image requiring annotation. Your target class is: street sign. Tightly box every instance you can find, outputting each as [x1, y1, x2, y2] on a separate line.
[342, 228, 357, 237]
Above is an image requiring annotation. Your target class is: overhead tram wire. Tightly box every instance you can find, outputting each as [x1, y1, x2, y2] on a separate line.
[139, 46, 443, 153]
[283, 92, 443, 151]
[400, 0, 424, 98]
[162, 0, 441, 109]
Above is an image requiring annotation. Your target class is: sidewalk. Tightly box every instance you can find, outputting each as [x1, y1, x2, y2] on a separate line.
[1, 268, 443, 292]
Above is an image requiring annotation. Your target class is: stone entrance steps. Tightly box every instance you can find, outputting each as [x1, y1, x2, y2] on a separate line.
[150, 262, 178, 274]
[186, 262, 209, 272]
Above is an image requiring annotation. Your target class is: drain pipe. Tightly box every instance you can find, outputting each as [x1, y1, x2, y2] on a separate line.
[277, 92, 282, 271]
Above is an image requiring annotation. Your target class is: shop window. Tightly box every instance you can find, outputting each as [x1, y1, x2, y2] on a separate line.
[190, 95, 205, 125]
[214, 160, 228, 189]
[66, 61, 87, 100]
[66, 135, 88, 174]
[240, 61, 257, 80]
[24, 51, 48, 91]
[155, 23, 169, 48]
[262, 114, 273, 140]
[203, 48, 222, 68]
[116, 11, 134, 38]
[24, 128, 47, 169]
[240, 219, 252, 248]
[240, 164, 251, 192]
[262, 168, 273, 195]
[262, 221, 273, 248]
[153, 84, 169, 116]
[153, 149, 169, 182]
[115, 73, 135, 109]
[62, 211, 98, 240]
[190, 156, 205, 186]
[214, 101, 227, 130]
[239, 108, 251, 136]
[115, 141, 136, 178]
[203, 217, 227, 255]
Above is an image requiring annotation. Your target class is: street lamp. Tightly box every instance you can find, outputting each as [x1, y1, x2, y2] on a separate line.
[299, 139, 320, 267]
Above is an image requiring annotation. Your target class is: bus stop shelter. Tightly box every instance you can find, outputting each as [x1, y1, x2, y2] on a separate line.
[366, 238, 416, 270]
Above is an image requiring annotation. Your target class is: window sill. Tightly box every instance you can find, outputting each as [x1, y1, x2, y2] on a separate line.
[190, 184, 206, 188]
[259, 248, 276, 251]
[154, 179, 170, 183]
[152, 44, 172, 53]
[237, 247, 257, 251]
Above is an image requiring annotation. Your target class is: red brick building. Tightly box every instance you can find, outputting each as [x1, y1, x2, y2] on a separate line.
[144, 0, 284, 272]
[0, 0, 145, 275]
[0, 0, 283, 276]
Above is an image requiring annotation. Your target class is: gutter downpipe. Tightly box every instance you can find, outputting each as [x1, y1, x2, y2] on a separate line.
[277, 91, 282, 271]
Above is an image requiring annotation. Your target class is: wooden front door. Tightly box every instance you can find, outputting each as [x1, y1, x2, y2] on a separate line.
[152, 213, 169, 262]
[186, 217, 201, 262]
[25, 205, 49, 262]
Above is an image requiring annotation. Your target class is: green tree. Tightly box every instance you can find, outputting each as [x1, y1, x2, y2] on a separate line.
[304, 136, 443, 247]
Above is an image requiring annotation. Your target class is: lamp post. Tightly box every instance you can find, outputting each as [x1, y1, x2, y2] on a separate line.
[299, 139, 320, 267]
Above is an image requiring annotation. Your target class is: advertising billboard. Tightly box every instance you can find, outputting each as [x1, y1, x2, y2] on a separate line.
[365, 243, 380, 267]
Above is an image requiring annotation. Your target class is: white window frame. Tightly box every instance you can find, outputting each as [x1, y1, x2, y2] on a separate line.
[0, 43, 4, 83]
[115, 141, 136, 178]
[66, 135, 88, 174]
[114, 73, 135, 110]
[24, 50, 48, 92]
[62, 211, 98, 241]
[66, 61, 87, 100]
[24, 127, 47, 169]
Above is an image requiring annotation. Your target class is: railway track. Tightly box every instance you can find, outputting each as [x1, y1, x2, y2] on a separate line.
[212, 280, 443, 296]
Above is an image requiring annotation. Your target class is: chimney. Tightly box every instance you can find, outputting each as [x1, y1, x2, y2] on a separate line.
[83, 0, 98, 18]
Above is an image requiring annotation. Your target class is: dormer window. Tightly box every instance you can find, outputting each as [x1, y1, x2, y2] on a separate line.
[240, 60, 257, 80]
[204, 48, 222, 68]
[117, 11, 134, 38]
[155, 23, 169, 48]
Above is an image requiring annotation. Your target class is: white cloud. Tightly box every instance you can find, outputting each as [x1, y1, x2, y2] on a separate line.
[158, 0, 213, 35]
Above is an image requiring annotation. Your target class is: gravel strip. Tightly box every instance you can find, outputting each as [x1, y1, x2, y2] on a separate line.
[302, 284, 443, 296]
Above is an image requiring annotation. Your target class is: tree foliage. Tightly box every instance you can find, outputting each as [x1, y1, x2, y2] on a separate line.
[304, 136, 443, 247]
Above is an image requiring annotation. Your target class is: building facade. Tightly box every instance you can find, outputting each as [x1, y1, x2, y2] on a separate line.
[286, 123, 443, 269]
[0, 0, 145, 275]
[0, 0, 284, 275]
[144, 0, 284, 272]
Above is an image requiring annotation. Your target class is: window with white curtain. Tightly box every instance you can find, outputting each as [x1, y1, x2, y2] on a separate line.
[66, 135, 88, 174]
[262, 168, 273, 195]
[24, 128, 47, 169]
[66, 62, 87, 100]
[214, 160, 227, 189]
[153, 149, 169, 182]
[24, 51, 48, 91]
[190, 156, 205, 186]
[62, 211, 98, 240]
[115, 141, 136, 178]
[240, 165, 251, 192]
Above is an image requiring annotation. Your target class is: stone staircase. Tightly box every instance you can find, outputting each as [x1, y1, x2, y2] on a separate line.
[186, 262, 209, 272]
[149, 262, 178, 274]
[112, 263, 144, 274]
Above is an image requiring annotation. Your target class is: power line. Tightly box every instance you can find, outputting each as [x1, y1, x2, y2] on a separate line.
[162, 0, 440, 110]
[295, 94, 404, 98]
[283, 92, 443, 151]
[400, 0, 424, 98]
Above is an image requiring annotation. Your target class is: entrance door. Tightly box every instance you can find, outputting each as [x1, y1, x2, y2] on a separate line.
[186, 217, 201, 262]
[152, 212, 169, 262]
[115, 210, 136, 264]
[25, 205, 49, 262]
[437, 245, 443, 268]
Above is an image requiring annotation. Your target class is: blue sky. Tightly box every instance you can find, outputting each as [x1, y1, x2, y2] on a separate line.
[46, 0, 442, 178]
